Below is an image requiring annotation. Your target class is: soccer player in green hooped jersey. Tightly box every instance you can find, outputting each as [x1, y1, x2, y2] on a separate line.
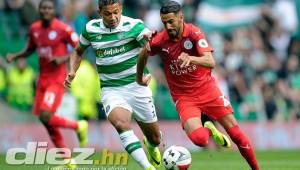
[65, 1, 161, 170]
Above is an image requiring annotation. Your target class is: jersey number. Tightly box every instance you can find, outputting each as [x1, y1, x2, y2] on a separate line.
[220, 95, 230, 107]
[44, 92, 55, 107]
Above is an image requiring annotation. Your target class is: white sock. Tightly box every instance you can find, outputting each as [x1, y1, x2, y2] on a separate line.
[119, 130, 152, 169]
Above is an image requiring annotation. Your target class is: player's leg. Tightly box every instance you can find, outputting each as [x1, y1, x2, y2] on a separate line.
[102, 92, 155, 170]
[107, 108, 154, 170]
[43, 123, 66, 148]
[131, 96, 161, 168]
[38, 83, 88, 147]
[137, 122, 161, 168]
[34, 85, 68, 148]
[37, 90, 77, 169]
[218, 114, 260, 170]
[176, 99, 211, 147]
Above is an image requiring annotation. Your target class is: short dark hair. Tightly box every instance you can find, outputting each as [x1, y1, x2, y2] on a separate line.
[39, 0, 54, 8]
[98, 0, 121, 9]
[160, 0, 181, 14]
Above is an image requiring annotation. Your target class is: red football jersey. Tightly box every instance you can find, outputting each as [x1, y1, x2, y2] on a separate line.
[149, 23, 219, 102]
[28, 18, 78, 84]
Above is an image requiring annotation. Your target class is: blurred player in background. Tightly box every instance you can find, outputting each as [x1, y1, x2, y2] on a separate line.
[137, 1, 260, 170]
[6, 0, 88, 168]
[65, 0, 161, 170]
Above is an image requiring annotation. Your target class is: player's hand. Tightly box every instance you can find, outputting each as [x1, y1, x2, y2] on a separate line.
[6, 53, 15, 63]
[143, 31, 157, 41]
[64, 72, 76, 88]
[178, 52, 192, 68]
[49, 57, 58, 65]
[137, 75, 151, 86]
[49, 57, 63, 65]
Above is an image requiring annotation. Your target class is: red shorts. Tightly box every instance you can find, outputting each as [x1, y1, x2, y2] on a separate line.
[33, 82, 65, 116]
[175, 94, 233, 127]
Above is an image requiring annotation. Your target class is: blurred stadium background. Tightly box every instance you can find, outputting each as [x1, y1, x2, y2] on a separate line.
[0, 0, 300, 169]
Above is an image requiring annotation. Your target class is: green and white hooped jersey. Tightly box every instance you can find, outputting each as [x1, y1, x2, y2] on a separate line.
[79, 15, 151, 89]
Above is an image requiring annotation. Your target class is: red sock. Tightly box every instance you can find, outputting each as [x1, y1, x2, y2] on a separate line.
[46, 126, 66, 148]
[188, 127, 211, 147]
[46, 126, 71, 159]
[49, 114, 78, 130]
[226, 125, 259, 170]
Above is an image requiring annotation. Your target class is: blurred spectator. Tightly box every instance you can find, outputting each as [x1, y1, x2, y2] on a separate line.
[269, 24, 291, 61]
[19, 0, 39, 27]
[0, 57, 6, 98]
[1, 0, 37, 41]
[6, 58, 35, 111]
[272, 0, 298, 33]
[60, 2, 75, 28]
[71, 59, 100, 120]
[182, 0, 197, 23]
[262, 83, 277, 120]
[74, 1, 98, 34]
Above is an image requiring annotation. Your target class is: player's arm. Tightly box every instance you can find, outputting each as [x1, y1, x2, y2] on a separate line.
[179, 26, 215, 68]
[51, 26, 79, 66]
[65, 24, 90, 88]
[136, 43, 151, 86]
[6, 39, 35, 63]
[49, 55, 69, 65]
[64, 45, 87, 88]
[178, 51, 215, 68]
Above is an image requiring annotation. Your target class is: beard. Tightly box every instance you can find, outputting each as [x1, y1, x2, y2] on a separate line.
[167, 29, 178, 39]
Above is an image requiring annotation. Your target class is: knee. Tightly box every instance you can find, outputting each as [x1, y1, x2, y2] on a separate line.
[188, 128, 210, 147]
[147, 132, 161, 146]
[113, 120, 131, 133]
[39, 111, 52, 124]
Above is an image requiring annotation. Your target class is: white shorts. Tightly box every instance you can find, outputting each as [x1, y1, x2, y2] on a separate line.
[101, 82, 157, 123]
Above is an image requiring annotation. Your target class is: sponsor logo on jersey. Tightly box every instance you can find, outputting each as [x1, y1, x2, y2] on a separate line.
[162, 48, 170, 53]
[96, 46, 126, 57]
[96, 34, 102, 40]
[117, 32, 125, 39]
[183, 39, 193, 50]
[198, 39, 208, 48]
[169, 59, 197, 75]
[48, 31, 57, 40]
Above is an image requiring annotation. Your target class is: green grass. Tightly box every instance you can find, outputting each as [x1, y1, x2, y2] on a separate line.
[1, 150, 299, 170]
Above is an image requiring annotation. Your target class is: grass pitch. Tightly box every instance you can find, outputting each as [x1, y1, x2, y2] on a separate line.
[0, 150, 299, 170]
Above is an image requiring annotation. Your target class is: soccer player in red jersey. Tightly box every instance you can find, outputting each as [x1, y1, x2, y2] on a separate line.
[6, 0, 88, 163]
[137, 1, 260, 170]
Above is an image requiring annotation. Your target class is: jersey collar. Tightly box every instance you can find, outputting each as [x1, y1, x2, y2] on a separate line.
[100, 15, 124, 32]
[182, 23, 189, 38]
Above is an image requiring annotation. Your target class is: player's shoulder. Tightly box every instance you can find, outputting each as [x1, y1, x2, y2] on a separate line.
[185, 23, 205, 41]
[85, 19, 102, 33]
[185, 23, 205, 37]
[53, 19, 73, 32]
[121, 15, 145, 30]
[30, 20, 42, 31]
[122, 15, 144, 24]
[150, 30, 167, 46]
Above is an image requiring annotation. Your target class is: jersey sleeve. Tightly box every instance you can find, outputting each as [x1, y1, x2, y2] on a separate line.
[27, 26, 36, 50]
[148, 33, 160, 56]
[135, 20, 152, 47]
[191, 26, 213, 55]
[79, 25, 91, 48]
[63, 25, 79, 48]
